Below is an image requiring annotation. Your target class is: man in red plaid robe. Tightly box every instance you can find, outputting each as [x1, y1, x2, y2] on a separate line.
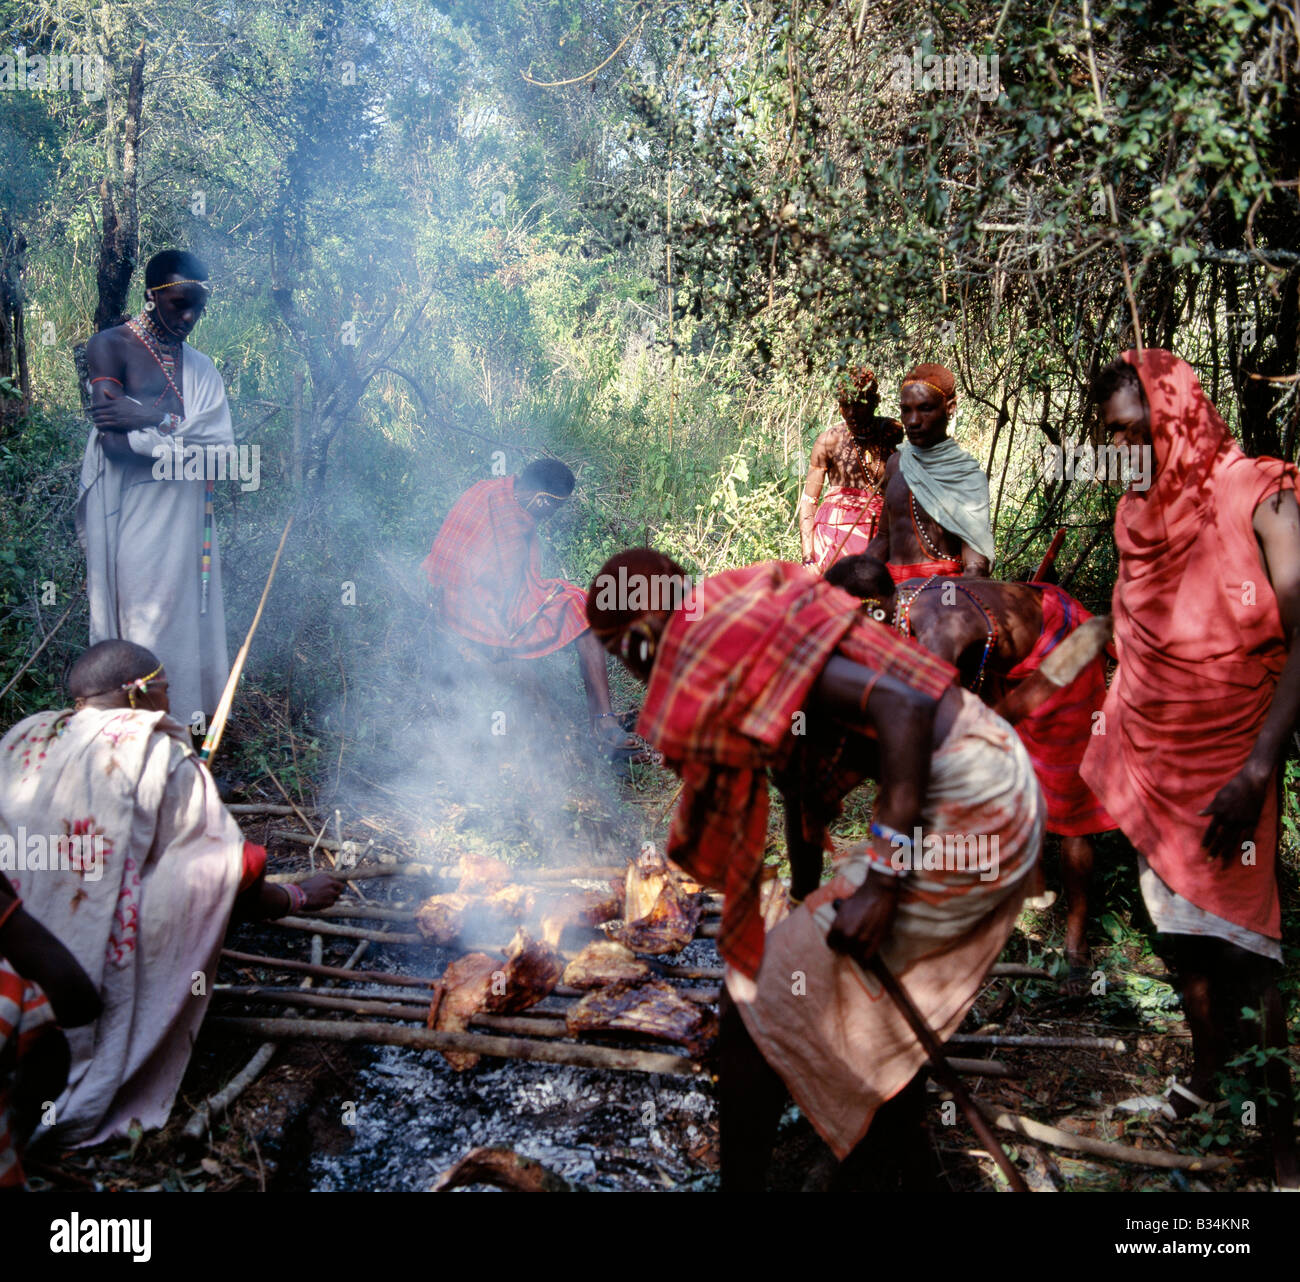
[587, 550, 1043, 1189]
[423, 459, 639, 757]
[827, 552, 1116, 989]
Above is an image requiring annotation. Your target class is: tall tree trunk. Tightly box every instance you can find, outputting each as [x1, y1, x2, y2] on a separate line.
[93, 40, 146, 332]
[0, 215, 30, 435]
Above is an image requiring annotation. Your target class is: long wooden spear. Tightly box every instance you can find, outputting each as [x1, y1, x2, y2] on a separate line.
[199, 513, 295, 765]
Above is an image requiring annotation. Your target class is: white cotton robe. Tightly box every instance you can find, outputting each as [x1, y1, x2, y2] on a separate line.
[0, 707, 245, 1146]
[76, 345, 232, 729]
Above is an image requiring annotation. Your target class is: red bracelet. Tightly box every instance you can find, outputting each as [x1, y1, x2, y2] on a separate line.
[90, 376, 123, 386]
[0, 895, 22, 932]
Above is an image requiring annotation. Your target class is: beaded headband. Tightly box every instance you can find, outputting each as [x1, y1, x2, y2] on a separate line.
[116, 663, 165, 709]
[902, 378, 953, 399]
[148, 279, 211, 294]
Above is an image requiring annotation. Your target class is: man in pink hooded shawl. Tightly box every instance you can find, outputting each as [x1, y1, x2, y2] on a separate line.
[1081, 349, 1300, 1187]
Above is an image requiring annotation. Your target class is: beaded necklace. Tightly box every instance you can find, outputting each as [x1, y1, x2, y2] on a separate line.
[893, 576, 999, 693]
[124, 310, 216, 616]
[840, 421, 886, 497]
[125, 312, 183, 409]
[909, 492, 951, 560]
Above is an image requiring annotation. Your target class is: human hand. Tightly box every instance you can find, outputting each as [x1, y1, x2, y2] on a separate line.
[299, 874, 345, 912]
[826, 878, 901, 963]
[1199, 762, 1270, 863]
[89, 397, 159, 433]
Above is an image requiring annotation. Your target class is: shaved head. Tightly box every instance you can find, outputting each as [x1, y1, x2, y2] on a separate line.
[69, 640, 161, 700]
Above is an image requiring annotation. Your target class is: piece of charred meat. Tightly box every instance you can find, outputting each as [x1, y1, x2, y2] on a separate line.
[565, 978, 717, 1056]
[622, 846, 671, 922]
[433, 952, 500, 1070]
[615, 846, 703, 954]
[487, 928, 564, 1012]
[561, 940, 651, 990]
[434, 930, 564, 1070]
[415, 893, 473, 946]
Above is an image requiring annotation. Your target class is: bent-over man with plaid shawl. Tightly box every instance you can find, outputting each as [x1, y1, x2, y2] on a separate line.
[586, 551, 1044, 1190]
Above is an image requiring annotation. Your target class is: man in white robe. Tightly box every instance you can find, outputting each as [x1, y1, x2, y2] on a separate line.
[78, 250, 232, 734]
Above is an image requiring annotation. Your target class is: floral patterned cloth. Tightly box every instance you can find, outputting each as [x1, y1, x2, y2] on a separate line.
[0, 706, 244, 1145]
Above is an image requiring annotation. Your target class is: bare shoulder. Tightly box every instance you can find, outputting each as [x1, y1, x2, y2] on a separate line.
[883, 452, 902, 477]
[85, 325, 130, 375]
[1253, 486, 1300, 533]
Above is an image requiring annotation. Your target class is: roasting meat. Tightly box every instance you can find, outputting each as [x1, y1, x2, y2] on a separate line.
[615, 846, 702, 954]
[433, 930, 563, 1070]
[561, 940, 650, 990]
[538, 889, 621, 947]
[415, 885, 536, 947]
[565, 979, 717, 1056]
[622, 846, 671, 922]
[433, 952, 499, 1070]
[486, 929, 564, 1012]
[453, 852, 513, 895]
[415, 893, 473, 946]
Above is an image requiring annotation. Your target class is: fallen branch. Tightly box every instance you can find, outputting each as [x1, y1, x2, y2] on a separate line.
[221, 948, 437, 990]
[988, 964, 1053, 979]
[273, 917, 424, 946]
[0, 592, 82, 704]
[208, 1016, 704, 1077]
[185, 935, 327, 1141]
[268, 834, 623, 884]
[228, 803, 302, 816]
[987, 1109, 1233, 1171]
[302, 905, 416, 924]
[213, 986, 432, 1022]
[949, 1034, 1126, 1052]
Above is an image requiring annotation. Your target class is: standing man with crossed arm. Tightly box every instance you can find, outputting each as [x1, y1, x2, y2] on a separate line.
[78, 250, 233, 737]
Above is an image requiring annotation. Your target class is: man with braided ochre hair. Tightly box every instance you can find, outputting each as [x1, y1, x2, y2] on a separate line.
[798, 367, 903, 573]
[866, 363, 995, 583]
[586, 548, 1042, 1189]
[79, 249, 232, 737]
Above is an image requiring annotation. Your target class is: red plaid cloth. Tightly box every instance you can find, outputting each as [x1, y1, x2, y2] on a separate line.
[637, 561, 957, 977]
[0, 961, 57, 1189]
[422, 477, 588, 658]
[1002, 585, 1116, 837]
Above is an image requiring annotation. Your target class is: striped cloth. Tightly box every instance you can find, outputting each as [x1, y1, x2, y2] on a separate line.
[1002, 585, 1116, 837]
[636, 561, 957, 977]
[728, 690, 1042, 1157]
[812, 488, 885, 571]
[422, 476, 588, 659]
[0, 961, 57, 1189]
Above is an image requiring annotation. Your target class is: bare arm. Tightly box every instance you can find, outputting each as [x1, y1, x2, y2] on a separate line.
[230, 871, 345, 922]
[960, 542, 991, 577]
[806, 658, 936, 958]
[1201, 488, 1300, 859]
[799, 432, 833, 562]
[0, 872, 101, 1027]
[86, 332, 165, 467]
